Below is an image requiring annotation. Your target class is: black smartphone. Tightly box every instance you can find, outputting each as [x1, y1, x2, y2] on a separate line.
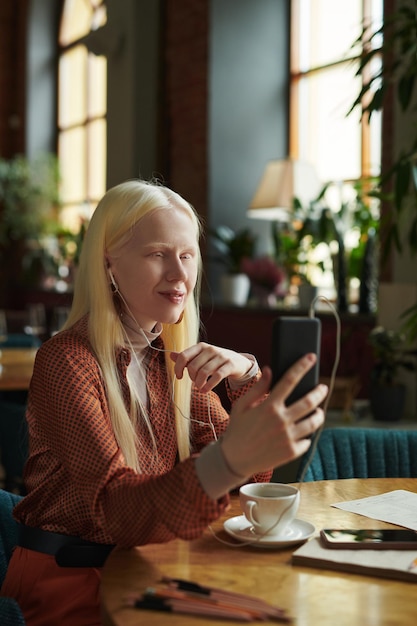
[320, 528, 417, 550]
[271, 316, 321, 405]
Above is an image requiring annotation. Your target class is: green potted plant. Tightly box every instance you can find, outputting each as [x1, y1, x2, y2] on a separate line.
[211, 225, 256, 273]
[0, 153, 61, 303]
[350, 3, 417, 330]
[349, 3, 417, 250]
[271, 220, 320, 309]
[271, 187, 330, 280]
[368, 326, 417, 421]
[43, 219, 89, 291]
[211, 226, 256, 306]
[271, 179, 379, 311]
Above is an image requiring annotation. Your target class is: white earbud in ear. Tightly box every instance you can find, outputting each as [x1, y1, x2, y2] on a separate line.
[108, 269, 119, 292]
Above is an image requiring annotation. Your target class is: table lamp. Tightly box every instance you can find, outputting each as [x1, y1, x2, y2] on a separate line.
[247, 158, 321, 221]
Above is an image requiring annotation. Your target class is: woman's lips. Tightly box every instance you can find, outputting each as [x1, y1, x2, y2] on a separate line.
[159, 291, 185, 304]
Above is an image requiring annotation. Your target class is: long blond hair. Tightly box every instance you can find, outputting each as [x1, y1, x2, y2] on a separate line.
[64, 179, 202, 471]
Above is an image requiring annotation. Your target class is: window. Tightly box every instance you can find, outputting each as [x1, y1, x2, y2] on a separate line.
[290, 0, 382, 183]
[58, 0, 107, 231]
[289, 0, 383, 303]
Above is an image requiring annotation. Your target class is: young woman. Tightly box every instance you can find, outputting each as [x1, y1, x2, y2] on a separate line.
[1, 179, 327, 624]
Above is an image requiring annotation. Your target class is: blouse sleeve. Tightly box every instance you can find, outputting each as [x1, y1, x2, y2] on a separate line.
[190, 373, 273, 490]
[18, 335, 231, 548]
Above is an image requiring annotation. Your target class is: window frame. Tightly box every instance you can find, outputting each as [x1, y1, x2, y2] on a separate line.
[57, 0, 107, 230]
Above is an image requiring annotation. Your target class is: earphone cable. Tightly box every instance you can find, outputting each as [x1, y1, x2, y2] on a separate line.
[115, 282, 218, 440]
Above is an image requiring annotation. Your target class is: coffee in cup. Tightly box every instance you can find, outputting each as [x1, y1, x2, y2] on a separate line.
[239, 483, 300, 536]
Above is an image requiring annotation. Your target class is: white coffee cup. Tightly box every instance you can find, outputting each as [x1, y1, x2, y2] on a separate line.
[239, 483, 300, 537]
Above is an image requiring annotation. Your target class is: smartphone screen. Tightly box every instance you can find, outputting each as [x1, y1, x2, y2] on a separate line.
[321, 528, 417, 550]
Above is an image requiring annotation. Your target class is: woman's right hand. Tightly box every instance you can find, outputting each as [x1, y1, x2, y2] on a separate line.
[220, 354, 327, 478]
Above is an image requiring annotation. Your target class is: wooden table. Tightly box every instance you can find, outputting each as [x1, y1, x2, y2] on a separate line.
[0, 348, 37, 390]
[100, 478, 417, 626]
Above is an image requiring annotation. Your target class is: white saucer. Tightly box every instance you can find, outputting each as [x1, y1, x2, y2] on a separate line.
[223, 516, 315, 549]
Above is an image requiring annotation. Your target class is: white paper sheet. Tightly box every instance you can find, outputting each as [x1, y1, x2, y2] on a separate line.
[332, 489, 417, 531]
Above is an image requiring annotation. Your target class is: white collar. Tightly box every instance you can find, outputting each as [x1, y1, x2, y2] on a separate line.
[122, 314, 163, 353]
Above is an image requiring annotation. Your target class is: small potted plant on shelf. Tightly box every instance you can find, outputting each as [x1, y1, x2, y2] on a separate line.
[368, 326, 417, 421]
[210, 226, 256, 306]
[0, 153, 61, 304]
[270, 193, 328, 309]
[240, 255, 287, 308]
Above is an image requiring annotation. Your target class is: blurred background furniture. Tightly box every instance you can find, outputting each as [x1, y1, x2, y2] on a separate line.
[0, 333, 39, 495]
[297, 427, 417, 481]
[0, 347, 38, 393]
[0, 489, 25, 625]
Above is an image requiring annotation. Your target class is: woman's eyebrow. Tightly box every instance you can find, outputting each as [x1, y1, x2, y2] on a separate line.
[142, 242, 197, 250]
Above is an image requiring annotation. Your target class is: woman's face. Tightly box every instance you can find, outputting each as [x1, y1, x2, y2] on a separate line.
[108, 206, 199, 331]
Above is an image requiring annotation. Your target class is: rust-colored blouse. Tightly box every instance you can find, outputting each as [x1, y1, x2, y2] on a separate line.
[14, 316, 271, 547]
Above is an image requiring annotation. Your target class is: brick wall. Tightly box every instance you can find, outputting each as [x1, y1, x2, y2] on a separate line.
[0, 0, 28, 157]
[163, 0, 209, 226]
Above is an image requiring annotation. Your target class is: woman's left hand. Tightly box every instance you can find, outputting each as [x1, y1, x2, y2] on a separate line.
[170, 343, 253, 393]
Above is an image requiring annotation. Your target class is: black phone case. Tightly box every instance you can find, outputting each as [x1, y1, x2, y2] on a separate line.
[271, 316, 321, 405]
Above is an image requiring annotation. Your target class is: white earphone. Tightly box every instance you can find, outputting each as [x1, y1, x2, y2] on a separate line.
[108, 268, 119, 292]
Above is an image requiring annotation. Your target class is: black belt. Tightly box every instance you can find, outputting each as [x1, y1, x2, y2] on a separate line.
[17, 524, 115, 568]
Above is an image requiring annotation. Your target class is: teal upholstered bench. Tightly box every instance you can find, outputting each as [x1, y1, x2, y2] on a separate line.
[297, 427, 417, 481]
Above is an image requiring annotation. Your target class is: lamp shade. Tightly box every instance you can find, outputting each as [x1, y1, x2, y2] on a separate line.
[248, 158, 321, 221]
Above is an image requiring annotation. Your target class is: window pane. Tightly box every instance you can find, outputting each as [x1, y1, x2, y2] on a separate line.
[60, 0, 106, 46]
[59, 46, 87, 128]
[297, 63, 362, 181]
[291, 0, 383, 184]
[87, 119, 106, 200]
[88, 54, 107, 118]
[369, 109, 382, 175]
[60, 204, 89, 231]
[296, 0, 362, 71]
[60, 0, 93, 45]
[59, 127, 87, 204]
